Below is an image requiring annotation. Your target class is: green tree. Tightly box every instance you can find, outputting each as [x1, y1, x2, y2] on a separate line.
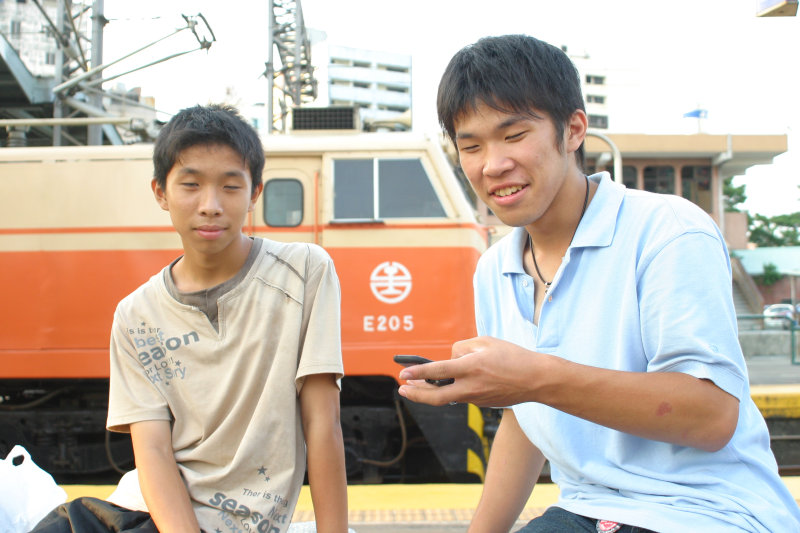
[756, 262, 783, 286]
[748, 211, 800, 247]
[724, 176, 747, 212]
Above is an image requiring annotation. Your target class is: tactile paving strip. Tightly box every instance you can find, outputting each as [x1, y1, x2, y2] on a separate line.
[293, 507, 549, 523]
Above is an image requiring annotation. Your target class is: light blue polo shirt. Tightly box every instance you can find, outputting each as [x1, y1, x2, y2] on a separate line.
[474, 173, 800, 532]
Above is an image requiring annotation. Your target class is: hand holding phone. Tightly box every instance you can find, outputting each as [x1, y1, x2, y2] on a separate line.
[393, 354, 455, 386]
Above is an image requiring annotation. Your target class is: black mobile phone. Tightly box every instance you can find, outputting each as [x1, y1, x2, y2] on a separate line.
[393, 354, 455, 386]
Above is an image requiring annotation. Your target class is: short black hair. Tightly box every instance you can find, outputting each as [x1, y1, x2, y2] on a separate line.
[437, 34, 585, 167]
[153, 104, 265, 192]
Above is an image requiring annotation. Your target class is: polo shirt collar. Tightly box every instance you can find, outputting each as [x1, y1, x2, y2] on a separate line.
[499, 172, 624, 276]
[572, 171, 624, 249]
[500, 226, 529, 275]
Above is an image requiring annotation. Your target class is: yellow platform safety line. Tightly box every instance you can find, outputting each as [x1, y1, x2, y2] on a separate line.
[61, 483, 559, 524]
[751, 384, 800, 418]
[62, 479, 800, 523]
[467, 403, 488, 481]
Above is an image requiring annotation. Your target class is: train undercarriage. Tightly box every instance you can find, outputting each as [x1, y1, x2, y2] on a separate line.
[0, 377, 495, 485]
[5, 378, 798, 485]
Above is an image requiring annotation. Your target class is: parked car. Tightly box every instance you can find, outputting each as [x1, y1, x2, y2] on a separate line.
[763, 303, 797, 330]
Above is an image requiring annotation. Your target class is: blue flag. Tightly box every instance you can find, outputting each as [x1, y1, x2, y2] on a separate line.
[683, 109, 708, 119]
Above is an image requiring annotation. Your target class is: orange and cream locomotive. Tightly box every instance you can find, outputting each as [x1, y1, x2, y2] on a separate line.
[0, 132, 492, 483]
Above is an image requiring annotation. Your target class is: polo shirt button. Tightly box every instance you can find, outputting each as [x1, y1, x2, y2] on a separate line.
[522, 280, 529, 287]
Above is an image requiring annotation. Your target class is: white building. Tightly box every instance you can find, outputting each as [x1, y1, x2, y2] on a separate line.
[565, 45, 611, 131]
[316, 44, 412, 130]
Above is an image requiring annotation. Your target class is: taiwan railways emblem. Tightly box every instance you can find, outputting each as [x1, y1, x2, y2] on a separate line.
[369, 261, 412, 304]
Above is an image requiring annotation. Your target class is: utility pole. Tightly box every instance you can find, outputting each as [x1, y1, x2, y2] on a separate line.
[266, 5, 275, 134]
[52, 0, 66, 146]
[88, 0, 106, 145]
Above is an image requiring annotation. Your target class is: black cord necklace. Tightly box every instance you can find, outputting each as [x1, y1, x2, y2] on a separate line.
[528, 175, 590, 293]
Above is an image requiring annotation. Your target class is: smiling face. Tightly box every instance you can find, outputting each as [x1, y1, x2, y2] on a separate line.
[152, 143, 263, 266]
[454, 101, 587, 231]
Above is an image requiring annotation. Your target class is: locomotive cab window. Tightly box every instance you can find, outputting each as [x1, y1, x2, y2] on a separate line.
[264, 178, 303, 227]
[333, 158, 446, 220]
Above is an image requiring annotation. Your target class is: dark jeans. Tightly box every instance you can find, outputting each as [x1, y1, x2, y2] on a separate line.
[517, 506, 658, 533]
[30, 497, 158, 533]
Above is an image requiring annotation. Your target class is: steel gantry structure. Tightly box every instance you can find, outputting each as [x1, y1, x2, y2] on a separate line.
[265, 0, 317, 133]
[1, 0, 214, 146]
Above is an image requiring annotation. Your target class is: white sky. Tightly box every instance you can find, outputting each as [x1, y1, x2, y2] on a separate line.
[100, 0, 800, 217]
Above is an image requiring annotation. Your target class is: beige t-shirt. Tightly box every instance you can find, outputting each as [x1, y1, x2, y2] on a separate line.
[107, 238, 344, 533]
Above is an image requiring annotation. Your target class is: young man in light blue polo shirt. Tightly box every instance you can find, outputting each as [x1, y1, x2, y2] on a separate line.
[398, 34, 800, 532]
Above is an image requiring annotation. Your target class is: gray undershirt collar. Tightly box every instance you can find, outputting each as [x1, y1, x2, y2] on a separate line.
[164, 238, 262, 331]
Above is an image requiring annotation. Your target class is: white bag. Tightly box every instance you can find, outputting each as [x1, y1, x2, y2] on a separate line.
[0, 445, 67, 533]
[106, 469, 148, 512]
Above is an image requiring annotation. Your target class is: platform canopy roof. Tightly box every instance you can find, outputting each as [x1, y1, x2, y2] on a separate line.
[585, 133, 789, 180]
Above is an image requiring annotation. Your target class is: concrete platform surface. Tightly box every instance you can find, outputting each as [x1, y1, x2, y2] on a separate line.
[748, 354, 800, 385]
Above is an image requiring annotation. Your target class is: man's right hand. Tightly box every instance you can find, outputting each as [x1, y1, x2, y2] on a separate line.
[398, 336, 550, 407]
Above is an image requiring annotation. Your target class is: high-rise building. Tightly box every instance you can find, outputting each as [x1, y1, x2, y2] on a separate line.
[564, 45, 611, 131]
[318, 45, 412, 131]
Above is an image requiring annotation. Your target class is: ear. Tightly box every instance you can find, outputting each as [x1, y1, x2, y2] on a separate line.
[565, 110, 588, 154]
[248, 182, 264, 213]
[151, 178, 169, 211]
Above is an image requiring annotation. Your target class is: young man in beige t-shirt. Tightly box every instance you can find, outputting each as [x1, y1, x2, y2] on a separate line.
[32, 104, 348, 533]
